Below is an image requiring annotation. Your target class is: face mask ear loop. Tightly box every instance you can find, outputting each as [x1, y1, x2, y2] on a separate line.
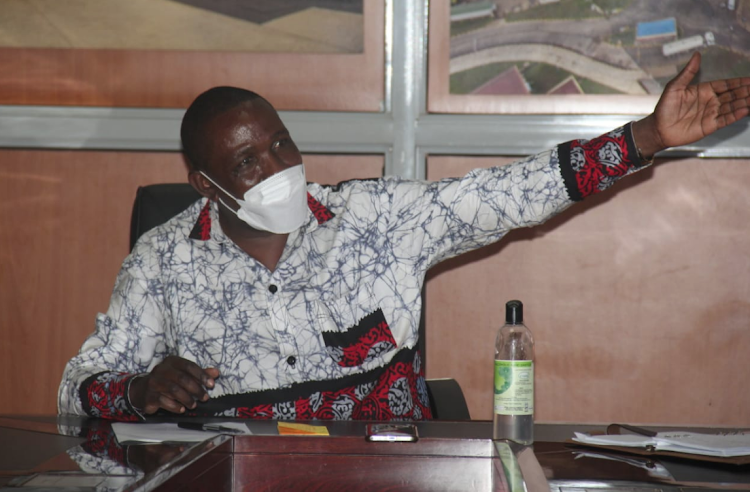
[199, 171, 242, 214]
[217, 197, 242, 218]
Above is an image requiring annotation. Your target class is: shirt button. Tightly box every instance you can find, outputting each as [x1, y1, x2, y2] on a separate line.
[268, 284, 278, 294]
[286, 356, 296, 366]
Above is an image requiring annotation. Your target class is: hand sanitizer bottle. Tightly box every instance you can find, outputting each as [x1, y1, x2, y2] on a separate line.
[493, 300, 535, 444]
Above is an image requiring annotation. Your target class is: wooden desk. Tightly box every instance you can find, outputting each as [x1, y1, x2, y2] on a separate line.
[1, 416, 749, 491]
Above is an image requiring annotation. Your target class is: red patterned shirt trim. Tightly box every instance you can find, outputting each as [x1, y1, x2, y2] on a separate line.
[307, 192, 335, 224]
[558, 123, 642, 201]
[80, 426, 127, 466]
[188, 193, 334, 241]
[332, 320, 397, 368]
[188, 200, 212, 240]
[80, 372, 140, 421]
[233, 353, 432, 421]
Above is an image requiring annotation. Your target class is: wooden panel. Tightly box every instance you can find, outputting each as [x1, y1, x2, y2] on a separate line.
[0, 150, 383, 415]
[232, 454, 504, 492]
[232, 434, 494, 457]
[0, 2, 384, 110]
[0, 150, 189, 415]
[425, 155, 750, 426]
[156, 443, 233, 492]
[303, 155, 384, 185]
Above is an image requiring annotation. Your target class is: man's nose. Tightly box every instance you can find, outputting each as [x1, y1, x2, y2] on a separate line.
[262, 152, 291, 177]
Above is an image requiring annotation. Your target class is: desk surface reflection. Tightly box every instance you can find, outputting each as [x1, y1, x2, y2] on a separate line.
[0, 416, 748, 492]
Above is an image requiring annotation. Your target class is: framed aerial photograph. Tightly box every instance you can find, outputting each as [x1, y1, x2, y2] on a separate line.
[0, 0, 383, 111]
[429, 0, 750, 114]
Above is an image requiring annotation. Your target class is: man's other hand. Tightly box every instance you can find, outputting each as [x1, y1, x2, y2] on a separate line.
[128, 356, 220, 415]
[634, 51, 750, 158]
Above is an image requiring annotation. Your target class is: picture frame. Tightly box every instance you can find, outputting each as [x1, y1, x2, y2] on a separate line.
[0, 1, 384, 112]
[427, 1, 746, 115]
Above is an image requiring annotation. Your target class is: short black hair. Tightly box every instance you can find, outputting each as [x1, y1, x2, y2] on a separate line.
[180, 87, 268, 171]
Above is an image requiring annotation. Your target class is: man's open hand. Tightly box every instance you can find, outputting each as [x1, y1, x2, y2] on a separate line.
[128, 356, 220, 415]
[634, 52, 750, 157]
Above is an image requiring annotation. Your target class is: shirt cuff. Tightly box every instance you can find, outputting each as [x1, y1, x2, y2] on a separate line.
[79, 371, 145, 421]
[557, 122, 649, 202]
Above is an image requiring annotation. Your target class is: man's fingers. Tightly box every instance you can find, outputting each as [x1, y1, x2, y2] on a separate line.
[157, 393, 186, 414]
[717, 85, 750, 107]
[160, 357, 213, 399]
[718, 97, 749, 119]
[171, 356, 211, 383]
[142, 392, 182, 415]
[145, 378, 200, 413]
[718, 76, 750, 92]
[172, 358, 218, 395]
[204, 367, 221, 387]
[668, 51, 701, 89]
[717, 106, 750, 129]
[138, 357, 220, 414]
[173, 372, 208, 404]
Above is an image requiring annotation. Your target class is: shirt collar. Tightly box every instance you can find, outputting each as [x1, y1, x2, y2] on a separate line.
[189, 192, 334, 242]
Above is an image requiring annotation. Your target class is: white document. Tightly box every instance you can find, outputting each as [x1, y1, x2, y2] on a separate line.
[572, 431, 750, 457]
[111, 422, 251, 444]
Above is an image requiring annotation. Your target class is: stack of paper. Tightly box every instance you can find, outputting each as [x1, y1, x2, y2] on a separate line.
[572, 431, 750, 457]
[111, 422, 251, 443]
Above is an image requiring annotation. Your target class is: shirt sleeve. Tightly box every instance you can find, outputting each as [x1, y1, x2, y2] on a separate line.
[379, 123, 649, 270]
[557, 121, 647, 201]
[58, 245, 171, 419]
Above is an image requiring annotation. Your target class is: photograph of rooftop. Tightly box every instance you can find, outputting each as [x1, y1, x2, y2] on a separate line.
[450, 0, 750, 95]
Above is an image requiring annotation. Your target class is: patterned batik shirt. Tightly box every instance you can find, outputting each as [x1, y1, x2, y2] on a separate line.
[58, 123, 648, 420]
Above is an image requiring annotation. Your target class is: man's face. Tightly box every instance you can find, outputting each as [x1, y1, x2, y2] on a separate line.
[199, 99, 302, 200]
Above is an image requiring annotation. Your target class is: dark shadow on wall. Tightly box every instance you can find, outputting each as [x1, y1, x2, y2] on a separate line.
[172, 0, 363, 24]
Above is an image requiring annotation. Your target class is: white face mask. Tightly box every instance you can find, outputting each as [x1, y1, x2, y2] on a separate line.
[200, 164, 308, 234]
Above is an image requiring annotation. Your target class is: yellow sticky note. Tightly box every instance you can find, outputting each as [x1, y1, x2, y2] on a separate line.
[277, 422, 330, 436]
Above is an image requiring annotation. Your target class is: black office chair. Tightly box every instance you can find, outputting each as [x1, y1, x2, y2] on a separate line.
[129, 183, 471, 420]
[129, 184, 203, 251]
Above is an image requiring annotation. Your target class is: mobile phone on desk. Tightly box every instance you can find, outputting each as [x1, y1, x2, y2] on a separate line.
[365, 423, 419, 442]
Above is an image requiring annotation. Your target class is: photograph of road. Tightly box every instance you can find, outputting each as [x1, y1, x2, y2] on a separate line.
[450, 0, 750, 96]
[0, 0, 363, 53]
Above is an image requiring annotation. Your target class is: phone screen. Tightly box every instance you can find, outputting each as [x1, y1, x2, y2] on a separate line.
[365, 423, 419, 442]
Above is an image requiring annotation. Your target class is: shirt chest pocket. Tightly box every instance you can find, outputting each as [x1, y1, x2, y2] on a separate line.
[315, 285, 397, 368]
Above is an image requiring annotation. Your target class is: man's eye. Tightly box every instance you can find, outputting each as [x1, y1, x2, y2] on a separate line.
[233, 157, 255, 175]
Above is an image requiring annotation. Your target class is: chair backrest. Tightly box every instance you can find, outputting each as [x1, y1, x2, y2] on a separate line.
[128, 183, 470, 419]
[130, 183, 202, 251]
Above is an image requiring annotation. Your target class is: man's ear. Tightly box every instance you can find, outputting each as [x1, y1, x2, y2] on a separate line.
[188, 170, 217, 201]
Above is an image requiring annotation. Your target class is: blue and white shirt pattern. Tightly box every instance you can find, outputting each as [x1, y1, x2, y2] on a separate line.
[58, 124, 646, 420]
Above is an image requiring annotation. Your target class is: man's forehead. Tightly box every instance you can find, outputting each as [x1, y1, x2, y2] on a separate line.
[200, 101, 288, 166]
[212, 99, 284, 133]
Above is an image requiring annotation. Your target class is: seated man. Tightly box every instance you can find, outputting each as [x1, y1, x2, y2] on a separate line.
[58, 53, 750, 420]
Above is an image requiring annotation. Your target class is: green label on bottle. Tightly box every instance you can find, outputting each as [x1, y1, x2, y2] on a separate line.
[494, 360, 533, 416]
